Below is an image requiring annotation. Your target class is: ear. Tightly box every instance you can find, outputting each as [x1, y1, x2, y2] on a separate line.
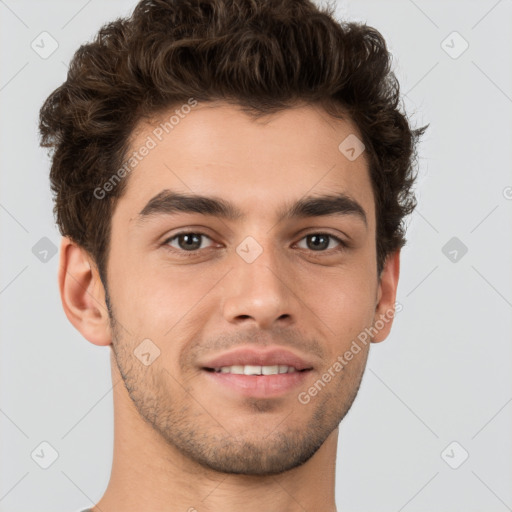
[371, 249, 400, 343]
[58, 236, 112, 346]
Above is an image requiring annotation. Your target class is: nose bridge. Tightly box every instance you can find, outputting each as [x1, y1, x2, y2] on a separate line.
[221, 233, 296, 327]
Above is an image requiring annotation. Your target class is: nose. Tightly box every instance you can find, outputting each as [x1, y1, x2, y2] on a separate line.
[221, 238, 298, 330]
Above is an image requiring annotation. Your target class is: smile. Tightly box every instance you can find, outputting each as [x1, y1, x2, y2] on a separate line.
[202, 366, 313, 398]
[205, 364, 306, 375]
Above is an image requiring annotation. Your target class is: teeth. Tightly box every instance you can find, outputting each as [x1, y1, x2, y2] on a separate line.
[262, 365, 279, 375]
[244, 365, 262, 375]
[213, 365, 298, 375]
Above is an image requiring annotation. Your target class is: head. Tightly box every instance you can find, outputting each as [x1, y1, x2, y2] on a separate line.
[40, 0, 426, 475]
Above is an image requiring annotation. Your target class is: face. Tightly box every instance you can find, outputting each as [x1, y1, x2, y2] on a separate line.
[103, 101, 388, 475]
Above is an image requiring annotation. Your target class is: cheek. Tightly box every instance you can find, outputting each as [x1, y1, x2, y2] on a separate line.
[113, 264, 219, 336]
[301, 267, 376, 339]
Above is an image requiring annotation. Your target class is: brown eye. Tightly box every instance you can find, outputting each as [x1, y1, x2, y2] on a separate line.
[164, 232, 213, 252]
[296, 233, 345, 252]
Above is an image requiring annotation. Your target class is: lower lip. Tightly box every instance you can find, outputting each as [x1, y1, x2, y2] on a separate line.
[202, 369, 312, 398]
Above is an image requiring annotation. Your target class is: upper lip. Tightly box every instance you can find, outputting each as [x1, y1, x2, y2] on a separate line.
[200, 347, 314, 371]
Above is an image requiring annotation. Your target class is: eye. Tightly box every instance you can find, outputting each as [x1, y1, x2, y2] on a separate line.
[161, 230, 348, 258]
[163, 231, 215, 253]
[296, 233, 346, 252]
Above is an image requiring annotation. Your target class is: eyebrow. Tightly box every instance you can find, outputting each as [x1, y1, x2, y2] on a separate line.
[136, 189, 367, 227]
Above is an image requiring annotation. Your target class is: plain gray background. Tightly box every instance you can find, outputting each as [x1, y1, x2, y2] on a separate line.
[1, 1, 511, 511]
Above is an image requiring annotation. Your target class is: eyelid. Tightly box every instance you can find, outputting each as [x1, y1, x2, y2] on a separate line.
[162, 231, 217, 251]
[295, 232, 347, 248]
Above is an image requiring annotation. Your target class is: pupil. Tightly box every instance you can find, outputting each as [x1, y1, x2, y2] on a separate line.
[181, 234, 201, 250]
[309, 234, 328, 250]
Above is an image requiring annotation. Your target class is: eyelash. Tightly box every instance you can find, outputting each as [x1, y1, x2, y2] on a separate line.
[161, 231, 348, 258]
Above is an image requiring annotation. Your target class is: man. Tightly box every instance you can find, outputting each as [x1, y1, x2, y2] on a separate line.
[39, 0, 426, 510]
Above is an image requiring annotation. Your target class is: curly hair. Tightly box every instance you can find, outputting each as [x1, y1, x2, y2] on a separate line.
[39, 0, 427, 288]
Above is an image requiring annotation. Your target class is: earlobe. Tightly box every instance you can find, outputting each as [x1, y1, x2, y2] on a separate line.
[58, 237, 112, 346]
[371, 249, 400, 344]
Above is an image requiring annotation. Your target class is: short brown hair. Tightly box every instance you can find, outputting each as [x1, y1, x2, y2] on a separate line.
[39, 0, 427, 287]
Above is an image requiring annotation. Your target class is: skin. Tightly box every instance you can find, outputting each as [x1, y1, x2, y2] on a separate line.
[59, 101, 400, 512]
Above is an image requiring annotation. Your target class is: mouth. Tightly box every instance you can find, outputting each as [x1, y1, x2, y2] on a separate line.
[201, 365, 314, 398]
[198, 346, 316, 398]
[203, 364, 311, 375]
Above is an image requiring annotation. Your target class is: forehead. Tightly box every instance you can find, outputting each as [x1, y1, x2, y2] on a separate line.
[115, 101, 375, 227]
